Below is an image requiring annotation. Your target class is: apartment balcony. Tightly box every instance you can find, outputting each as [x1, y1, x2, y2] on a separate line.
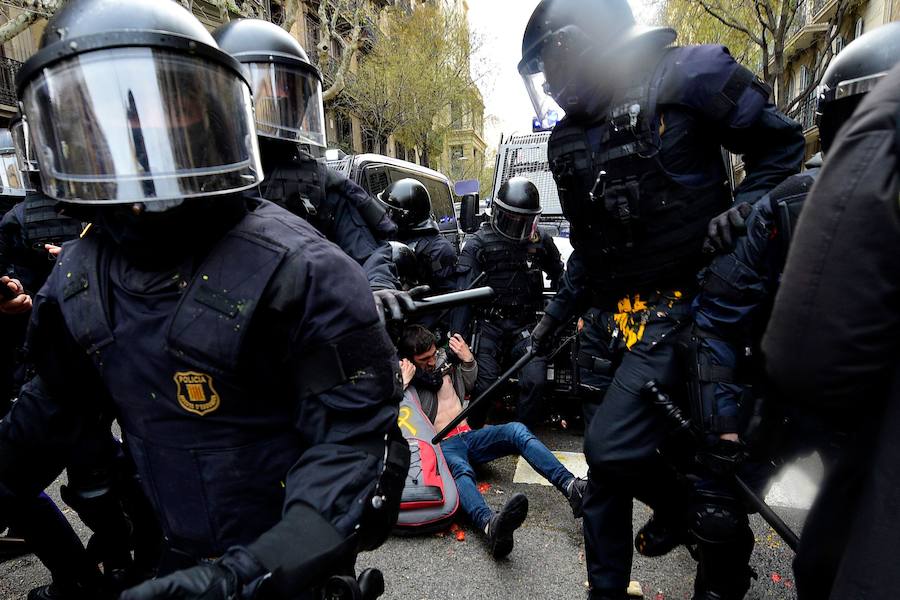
[789, 91, 818, 133]
[0, 57, 23, 110]
[783, 1, 828, 59]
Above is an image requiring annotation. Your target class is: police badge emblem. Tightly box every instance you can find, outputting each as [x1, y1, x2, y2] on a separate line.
[174, 371, 221, 415]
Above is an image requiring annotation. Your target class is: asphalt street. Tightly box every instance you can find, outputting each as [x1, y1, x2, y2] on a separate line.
[0, 425, 813, 600]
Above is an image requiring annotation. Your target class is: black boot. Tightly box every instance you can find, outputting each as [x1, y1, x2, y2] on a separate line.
[485, 493, 529, 559]
[27, 574, 103, 600]
[634, 512, 688, 557]
[566, 477, 588, 518]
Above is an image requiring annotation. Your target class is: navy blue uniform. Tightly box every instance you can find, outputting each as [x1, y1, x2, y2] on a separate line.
[0, 199, 403, 594]
[402, 232, 457, 295]
[764, 63, 900, 600]
[545, 44, 804, 598]
[454, 224, 563, 427]
[693, 165, 819, 440]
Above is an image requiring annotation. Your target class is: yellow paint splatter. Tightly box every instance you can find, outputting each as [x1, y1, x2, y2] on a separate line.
[614, 294, 649, 349]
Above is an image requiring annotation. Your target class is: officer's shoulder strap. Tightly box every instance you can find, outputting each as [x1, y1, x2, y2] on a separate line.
[655, 44, 770, 125]
[167, 201, 307, 374]
[54, 235, 115, 355]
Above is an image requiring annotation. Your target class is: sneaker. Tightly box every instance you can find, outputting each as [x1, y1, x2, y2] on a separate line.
[566, 477, 588, 518]
[486, 493, 529, 559]
[634, 512, 687, 557]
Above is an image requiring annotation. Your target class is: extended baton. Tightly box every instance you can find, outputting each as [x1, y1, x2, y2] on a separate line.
[734, 474, 800, 552]
[429, 272, 487, 325]
[432, 348, 536, 444]
[410, 286, 494, 315]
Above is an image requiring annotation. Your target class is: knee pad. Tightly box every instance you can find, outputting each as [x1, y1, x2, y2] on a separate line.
[689, 500, 749, 545]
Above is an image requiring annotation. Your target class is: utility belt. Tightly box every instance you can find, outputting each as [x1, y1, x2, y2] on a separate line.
[589, 281, 698, 314]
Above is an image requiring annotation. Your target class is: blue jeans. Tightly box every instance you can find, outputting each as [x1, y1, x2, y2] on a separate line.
[440, 422, 574, 530]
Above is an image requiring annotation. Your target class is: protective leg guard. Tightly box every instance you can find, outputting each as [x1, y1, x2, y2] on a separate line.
[689, 496, 755, 600]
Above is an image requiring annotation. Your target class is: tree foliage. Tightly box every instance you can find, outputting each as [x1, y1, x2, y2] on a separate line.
[346, 2, 479, 168]
[655, 0, 853, 114]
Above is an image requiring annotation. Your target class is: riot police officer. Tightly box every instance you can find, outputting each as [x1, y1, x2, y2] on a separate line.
[692, 22, 900, 482]
[0, 3, 407, 600]
[519, 1, 805, 598]
[761, 24, 900, 600]
[454, 177, 563, 428]
[378, 178, 457, 296]
[212, 18, 420, 322]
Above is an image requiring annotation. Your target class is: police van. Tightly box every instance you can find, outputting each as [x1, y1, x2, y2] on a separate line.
[325, 152, 463, 251]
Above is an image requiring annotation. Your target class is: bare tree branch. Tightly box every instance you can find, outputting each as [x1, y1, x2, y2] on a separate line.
[0, 0, 64, 45]
[697, 0, 764, 46]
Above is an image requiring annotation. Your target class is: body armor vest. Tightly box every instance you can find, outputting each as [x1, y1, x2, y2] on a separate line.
[22, 193, 82, 251]
[56, 202, 306, 557]
[4, 193, 81, 293]
[548, 51, 732, 302]
[261, 155, 393, 239]
[476, 225, 546, 313]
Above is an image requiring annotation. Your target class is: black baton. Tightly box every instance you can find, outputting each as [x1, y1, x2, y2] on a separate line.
[410, 286, 494, 315]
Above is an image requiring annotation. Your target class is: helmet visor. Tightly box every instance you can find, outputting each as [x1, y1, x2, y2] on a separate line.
[11, 117, 39, 173]
[247, 62, 326, 147]
[521, 69, 564, 124]
[21, 47, 262, 204]
[491, 207, 539, 242]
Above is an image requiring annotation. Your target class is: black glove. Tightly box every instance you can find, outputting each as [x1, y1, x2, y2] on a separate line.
[703, 202, 753, 254]
[696, 438, 748, 477]
[120, 547, 265, 600]
[371, 286, 429, 323]
[530, 314, 561, 357]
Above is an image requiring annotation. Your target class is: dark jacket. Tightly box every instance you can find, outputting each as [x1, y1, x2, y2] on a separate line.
[546, 45, 804, 320]
[0, 198, 402, 590]
[763, 63, 900, 600]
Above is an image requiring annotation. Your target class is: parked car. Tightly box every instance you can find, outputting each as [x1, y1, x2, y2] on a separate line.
[325, 152, 463, 251]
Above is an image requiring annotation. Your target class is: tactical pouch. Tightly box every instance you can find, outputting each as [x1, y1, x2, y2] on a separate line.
[677, 333, 740, 436]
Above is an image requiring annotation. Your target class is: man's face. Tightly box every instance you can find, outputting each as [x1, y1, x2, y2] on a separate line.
[412, 344, 438, 373]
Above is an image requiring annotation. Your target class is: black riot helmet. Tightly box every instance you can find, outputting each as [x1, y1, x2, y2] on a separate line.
[213, 19, 326, 149]
[492, 177, 542, 242]
[389, 241, 420, 289]
[519, 0, 675, 120]
[377, 178, 436, 234]
[816, 21, 900, 153]
[15, 0, 262, 208]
